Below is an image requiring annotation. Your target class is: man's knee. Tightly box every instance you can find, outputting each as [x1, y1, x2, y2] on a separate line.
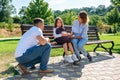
[45, 43, 52, 49]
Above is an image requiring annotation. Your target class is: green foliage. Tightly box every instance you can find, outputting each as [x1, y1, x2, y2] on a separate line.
[13, 16, 21, 24]
[18, 6, 28, 24]
[89, 15, 101, 25]
[60, 11, 77, 25]
[106, 8, 119, 25]
[111, 0, 120, 6]
[0, 19, 14, 31]
[108, 27, 113, 33]
[0, 22, 9, 28]
[25, 0, 54, 24]
[8, 18, 14, 32]
[106, 7, 120, 34]
[96, 20, 104, 35]
[0, 0, 15, 23]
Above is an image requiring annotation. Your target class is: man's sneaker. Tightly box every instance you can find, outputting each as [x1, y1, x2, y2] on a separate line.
[87, 53, 92, 61]
[16, 64, 30, 75]
[39, 69, 54, 73]
[64, 55, 74, 63]
[71, 54, 79, 61]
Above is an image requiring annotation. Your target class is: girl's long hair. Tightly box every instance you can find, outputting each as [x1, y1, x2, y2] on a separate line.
[54, 17, 64, 28]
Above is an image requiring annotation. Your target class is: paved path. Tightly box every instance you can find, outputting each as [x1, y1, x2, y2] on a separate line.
[1, 52, 120, 80]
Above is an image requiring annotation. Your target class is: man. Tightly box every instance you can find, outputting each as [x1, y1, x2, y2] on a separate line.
[15, 18, 53, 74]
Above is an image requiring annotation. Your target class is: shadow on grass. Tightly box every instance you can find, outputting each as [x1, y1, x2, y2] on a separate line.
[0, 39, 19, 42]
[0, 66, 19, 77]
[0, 53, 115, 80]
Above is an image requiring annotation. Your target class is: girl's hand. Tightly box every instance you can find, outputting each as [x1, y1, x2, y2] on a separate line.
[62, 32, 68, 36]
[51, 42, 57, 45]
[67, 33, 71, 36]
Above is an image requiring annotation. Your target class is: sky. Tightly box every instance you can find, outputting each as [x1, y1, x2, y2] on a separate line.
[12, 0, 111, 14]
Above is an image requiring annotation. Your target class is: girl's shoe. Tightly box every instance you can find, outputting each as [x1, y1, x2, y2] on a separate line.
[64, 55, 74, 63]
[71, 54, 79, 61]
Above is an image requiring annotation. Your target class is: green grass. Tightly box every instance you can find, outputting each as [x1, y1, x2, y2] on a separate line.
[0, 34, 120, 56]
[0, 40, 18, 56]
[85, 34, 120, 54]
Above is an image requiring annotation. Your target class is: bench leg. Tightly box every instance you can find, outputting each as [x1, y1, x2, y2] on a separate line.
[63, 52, 65, 57]
[93, 44, 100, 52]
[93, 42, 114, 55]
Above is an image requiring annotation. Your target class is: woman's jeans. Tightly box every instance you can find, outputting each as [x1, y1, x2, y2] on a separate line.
[71, 33, 88, 57]
[16, 43, 51, 70]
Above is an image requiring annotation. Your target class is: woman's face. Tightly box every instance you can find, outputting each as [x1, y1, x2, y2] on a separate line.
[57, 20, 62, 27]
[78, 16, 82, 24]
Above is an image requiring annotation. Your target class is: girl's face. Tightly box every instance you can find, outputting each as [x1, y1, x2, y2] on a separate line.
[78, 16, 82, 24]
[57, 20, 62, 27]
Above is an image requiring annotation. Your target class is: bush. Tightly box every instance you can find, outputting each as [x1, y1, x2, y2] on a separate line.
[108, 27, 112, 33]
[0, 22, 9, 28]
[8, 18, 14, 32]
[116, 32, 120, 35]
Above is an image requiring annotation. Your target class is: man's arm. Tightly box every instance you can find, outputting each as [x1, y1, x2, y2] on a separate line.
[36, 36, 49, 45]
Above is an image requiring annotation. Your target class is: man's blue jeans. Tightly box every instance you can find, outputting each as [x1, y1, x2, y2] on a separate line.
[16, 43, 51, 70]
[72, 38, 88, 57]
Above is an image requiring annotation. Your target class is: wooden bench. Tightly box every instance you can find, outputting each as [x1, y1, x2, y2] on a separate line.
[20, 24, 114, 55]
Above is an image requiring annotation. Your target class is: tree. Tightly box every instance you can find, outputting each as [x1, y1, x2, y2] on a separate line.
[25, 0, 54, 25]
[108, 27, 112, 33]
[0, 0, 15, 22]
[89, 15, 101, 25]
[60, 11, 76, 25]
[13, 16, 21, 23]
[19, 6, 28, 24]
[111, 0, 120, 6]
[106, 7, 120, 34]
[96, 5, 107, 16]
[96, 20, 104, 35]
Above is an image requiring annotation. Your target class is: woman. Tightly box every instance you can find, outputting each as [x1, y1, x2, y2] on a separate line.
[71, 11, 92, 61]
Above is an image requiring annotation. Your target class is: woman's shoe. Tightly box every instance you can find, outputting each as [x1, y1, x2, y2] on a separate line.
[87, 53, 92, 61]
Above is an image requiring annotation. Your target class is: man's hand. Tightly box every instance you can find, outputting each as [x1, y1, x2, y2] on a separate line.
[36, 36, 47, 45]
[45, 37, 50, 42]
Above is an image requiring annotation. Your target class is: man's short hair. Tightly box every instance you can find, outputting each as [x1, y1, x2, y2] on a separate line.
[33, 18, 44, 25]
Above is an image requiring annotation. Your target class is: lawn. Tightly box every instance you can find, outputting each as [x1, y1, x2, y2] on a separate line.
[0, 34, 120, 78]
[0, 34, 120, 56]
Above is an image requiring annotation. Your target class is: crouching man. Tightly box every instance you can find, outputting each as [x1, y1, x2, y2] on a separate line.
[15, 18, 53, 74]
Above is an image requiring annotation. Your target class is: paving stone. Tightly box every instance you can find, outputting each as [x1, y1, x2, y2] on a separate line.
[2, 52, 120, 80]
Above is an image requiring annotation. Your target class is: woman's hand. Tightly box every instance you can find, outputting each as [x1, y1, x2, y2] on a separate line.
[70, 34, 75, 38]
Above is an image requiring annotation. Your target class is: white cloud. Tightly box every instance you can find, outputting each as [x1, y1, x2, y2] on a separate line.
[48, 0, 66, 5]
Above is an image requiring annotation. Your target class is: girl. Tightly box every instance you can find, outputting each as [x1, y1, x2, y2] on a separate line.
[53, 17, 78, 63]
[71, 11, 92, 61]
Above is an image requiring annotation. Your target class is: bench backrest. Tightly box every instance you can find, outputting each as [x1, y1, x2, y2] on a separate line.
[20, 24, 100, 41]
